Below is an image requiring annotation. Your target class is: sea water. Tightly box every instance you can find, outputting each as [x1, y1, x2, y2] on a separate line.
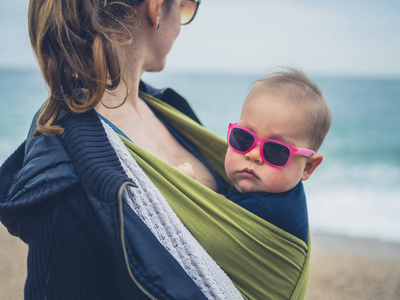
[1, 68, 399, 242]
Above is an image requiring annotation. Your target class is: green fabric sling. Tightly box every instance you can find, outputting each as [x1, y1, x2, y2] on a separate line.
[119, 91, 311, 300]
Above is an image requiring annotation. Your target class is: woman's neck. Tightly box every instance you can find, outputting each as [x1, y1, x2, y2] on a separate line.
[95, 67, 144, 120]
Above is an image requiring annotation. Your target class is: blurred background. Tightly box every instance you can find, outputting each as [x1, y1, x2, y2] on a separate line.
[1, 0, 400, 299]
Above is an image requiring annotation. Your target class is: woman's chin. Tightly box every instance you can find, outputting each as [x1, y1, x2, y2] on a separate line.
[145, 60, 167, 73]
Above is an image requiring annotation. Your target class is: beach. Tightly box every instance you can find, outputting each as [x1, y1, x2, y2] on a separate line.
[308, 234, 400, 300]
[1, 224, 399, 300]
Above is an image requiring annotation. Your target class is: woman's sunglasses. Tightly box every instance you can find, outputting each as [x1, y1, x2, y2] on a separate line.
[181, 0, 201, 25]
[227, 123, 315, 169]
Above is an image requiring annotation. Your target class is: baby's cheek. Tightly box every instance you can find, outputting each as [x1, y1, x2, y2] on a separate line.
[224, 149, 239, 180]
[262, 177, 286, 193]
[261, 170, 297, 193]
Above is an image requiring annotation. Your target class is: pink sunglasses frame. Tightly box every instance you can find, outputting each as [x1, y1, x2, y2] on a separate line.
[227, 123, 315, 168]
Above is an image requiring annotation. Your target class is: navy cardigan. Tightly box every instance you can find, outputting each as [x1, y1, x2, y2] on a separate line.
[0, 82, 208, 299]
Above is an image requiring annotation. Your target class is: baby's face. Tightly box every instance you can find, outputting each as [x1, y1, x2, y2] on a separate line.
[225, 88, 312, 194]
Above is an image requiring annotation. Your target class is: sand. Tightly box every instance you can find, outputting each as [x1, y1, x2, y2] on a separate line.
[1, 224, 400, 300]
[0, 224, 27, 300]
[308, 234, 400, 300]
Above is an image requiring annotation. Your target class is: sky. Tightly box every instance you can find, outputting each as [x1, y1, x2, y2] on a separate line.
[1, 0, 400, 77]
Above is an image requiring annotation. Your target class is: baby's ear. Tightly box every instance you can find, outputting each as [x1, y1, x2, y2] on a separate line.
[301, 154, 323, 181]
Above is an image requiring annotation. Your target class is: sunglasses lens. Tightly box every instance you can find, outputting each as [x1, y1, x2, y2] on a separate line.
[229, 128, 255, 152]
[181, 0, 197, 25]
[263, 142, 290, 167]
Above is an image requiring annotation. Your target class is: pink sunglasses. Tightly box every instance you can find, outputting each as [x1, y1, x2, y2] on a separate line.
[227, 123, 315, 168]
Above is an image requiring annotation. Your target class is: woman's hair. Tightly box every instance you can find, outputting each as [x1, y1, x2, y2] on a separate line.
[251, 68, 332, 151]
[29, 0, 143, 136]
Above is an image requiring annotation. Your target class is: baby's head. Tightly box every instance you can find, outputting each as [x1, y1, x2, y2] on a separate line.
[225, 68, 331, 194]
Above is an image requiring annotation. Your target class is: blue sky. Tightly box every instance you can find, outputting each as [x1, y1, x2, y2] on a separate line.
[1, 0, 399, 77]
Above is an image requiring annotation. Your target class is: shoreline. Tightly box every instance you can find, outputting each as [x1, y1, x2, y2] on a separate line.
[1, 224, 400, 299]
[310, 233, 400, 261]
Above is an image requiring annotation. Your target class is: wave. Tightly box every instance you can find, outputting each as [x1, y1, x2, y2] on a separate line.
[306, 162, 400, 242]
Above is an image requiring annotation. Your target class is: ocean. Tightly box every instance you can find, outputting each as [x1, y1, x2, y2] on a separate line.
[1, 68, 399, 243]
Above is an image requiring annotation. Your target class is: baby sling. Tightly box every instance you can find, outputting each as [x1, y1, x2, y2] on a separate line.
[120, 91, 311, 300]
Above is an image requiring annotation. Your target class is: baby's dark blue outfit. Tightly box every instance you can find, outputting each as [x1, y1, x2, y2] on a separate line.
[227, 181, 308, 244]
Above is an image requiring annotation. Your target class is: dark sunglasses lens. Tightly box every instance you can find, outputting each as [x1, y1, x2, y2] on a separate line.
[229, 128, 255, 152]
[181, 0, 197, 25]
[263, 142, 290, 167]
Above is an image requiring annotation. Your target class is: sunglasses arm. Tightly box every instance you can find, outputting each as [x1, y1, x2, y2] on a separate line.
[294, 148, 315, 157]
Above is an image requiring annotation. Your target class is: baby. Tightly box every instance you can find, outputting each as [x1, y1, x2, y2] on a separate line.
[178, 68, 331, 244]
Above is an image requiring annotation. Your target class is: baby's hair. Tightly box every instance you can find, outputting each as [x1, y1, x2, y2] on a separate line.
[250, 68, 331, 151]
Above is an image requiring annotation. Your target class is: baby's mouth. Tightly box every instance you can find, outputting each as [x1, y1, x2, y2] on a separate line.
[238, 168, 259, 179]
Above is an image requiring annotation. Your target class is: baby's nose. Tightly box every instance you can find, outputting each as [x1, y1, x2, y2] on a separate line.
[244, 145, 263, 165]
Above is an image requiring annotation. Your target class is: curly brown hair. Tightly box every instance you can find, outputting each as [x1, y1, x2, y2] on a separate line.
[28, 0, 145, 136]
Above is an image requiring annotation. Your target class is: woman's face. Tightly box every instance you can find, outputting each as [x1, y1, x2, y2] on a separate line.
[145, 0, 182, 72]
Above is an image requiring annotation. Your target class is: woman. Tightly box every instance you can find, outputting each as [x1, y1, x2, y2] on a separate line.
[1, 0, 313, 299]
[0, 0, 242, 299]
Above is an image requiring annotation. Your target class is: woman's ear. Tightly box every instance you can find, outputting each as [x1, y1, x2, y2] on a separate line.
[301, 154, 323, 181]
[146, 0, 164, 29]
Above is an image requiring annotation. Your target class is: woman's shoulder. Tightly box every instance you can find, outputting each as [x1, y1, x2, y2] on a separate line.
[0, 107, 129, 214]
